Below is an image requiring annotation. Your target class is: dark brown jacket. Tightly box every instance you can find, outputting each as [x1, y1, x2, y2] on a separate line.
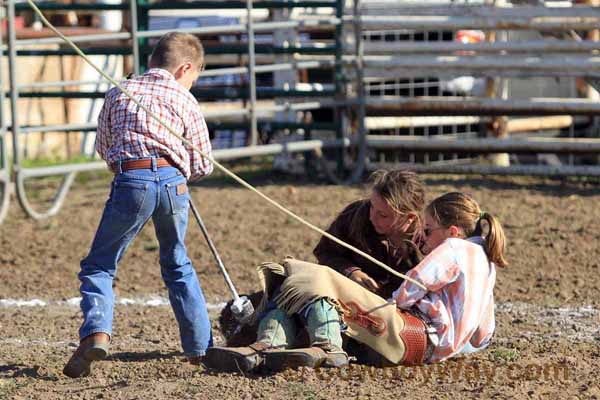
[313, 199, 423, 299]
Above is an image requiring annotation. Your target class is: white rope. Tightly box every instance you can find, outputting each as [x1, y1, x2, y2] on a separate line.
[25, 0, 426, 291]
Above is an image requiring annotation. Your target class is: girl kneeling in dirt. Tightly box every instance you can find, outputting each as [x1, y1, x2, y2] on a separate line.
[205, 192, 506, 373]
[312, 169, 426, 300]
[204, 169, 426, 372]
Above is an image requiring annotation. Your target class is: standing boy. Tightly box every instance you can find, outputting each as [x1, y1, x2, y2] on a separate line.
[64, 32, 213, 378]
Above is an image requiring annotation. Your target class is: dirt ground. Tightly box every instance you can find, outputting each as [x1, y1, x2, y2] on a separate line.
[1, 168, 599, 399]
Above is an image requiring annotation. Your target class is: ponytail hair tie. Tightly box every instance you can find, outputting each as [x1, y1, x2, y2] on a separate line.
[479, 211, 486, 219]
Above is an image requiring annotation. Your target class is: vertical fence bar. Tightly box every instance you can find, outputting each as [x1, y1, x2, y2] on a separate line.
[7, 0, 77, 220]
[7, 0, 20, 168]
[584, 0, 600, 166]
[408, 31, 415, 164]
[568, 77, 576, 166]
[351, 0, 366, 182]
[436, 28, 444, 162]
[137, 0, 148, 72]
[485, 0, 510, 167]
[0, 3, 10, 224]
[334, 0, 346, 173]
[246, 0, 258, 146]
[424, 31, 430, 165]
[130, 0, 141, 75]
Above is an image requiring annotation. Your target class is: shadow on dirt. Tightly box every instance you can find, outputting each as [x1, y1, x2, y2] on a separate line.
[77, 165, 599, 197]
[194, 170, 599, 198]
[68, 380, 129, 393]
[106, 350, 181, 363]
[423, 175, 600, 198]
[0, 364, 59, 381]
[191, 169, 324, 189]
[200, 367, 280, 380]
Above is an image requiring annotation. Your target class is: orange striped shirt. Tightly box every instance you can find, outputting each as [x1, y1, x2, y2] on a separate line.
[392, 237, 496, 362]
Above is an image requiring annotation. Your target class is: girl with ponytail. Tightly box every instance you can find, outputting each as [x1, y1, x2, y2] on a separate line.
[208, 191, 506, 372]
[393, 192, 507, 362]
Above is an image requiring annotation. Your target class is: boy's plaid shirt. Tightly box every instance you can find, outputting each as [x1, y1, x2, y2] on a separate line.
[96, 68, 213, 181]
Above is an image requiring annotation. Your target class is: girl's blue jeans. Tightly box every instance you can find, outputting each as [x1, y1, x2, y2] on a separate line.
[78, 160, 212, 357]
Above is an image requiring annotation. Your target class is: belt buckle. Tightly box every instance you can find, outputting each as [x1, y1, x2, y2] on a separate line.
[425, 326, 439, 347]
[410, 306, 439, 347]
[423, 326, 438, 363]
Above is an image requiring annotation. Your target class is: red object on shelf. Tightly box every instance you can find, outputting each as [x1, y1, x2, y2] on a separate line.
[455, 30, 485, 44]
[1, 16, 25, 35]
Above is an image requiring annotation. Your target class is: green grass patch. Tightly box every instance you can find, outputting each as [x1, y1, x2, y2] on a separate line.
[0, 379, 17, 398]
[21, 154, 97, 168]
[199, 157, 275, 182]
[490, 347, 520, 363]
[284, 382, 319, 400]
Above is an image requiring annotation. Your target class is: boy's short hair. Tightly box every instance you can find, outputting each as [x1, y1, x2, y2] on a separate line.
[148, 32, 204, 73]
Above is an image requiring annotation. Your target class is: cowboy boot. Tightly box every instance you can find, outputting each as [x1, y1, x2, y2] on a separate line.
[63, 332, 110, 378]
[305, 298, 349, 368]
[264, 299, 348, 372]
[202, 342, 271, 372]
[204, 308, 297, 372]
[262, 346, 328, 372]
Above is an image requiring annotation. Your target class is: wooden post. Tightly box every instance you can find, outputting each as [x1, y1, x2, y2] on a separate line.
[590, 0, 600, 165]
[576, 0, 600, 164]
[506, 116, 573, 134]
[484, 0, 509, 166]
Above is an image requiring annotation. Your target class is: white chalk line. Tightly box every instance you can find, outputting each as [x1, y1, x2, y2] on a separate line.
[496, 301, 600, 342]
[0, 296, 228, 349]
[0, 337, 192, 349]
[0, 298, 599, 343]
[1, 297, 595, 318]
[0, 296, 227, 310]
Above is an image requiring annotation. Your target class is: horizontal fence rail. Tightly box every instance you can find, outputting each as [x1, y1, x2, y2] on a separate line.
[17, 138, 349, 179]
[355, 0, 600, 182]
[2, 0, 357, 221]
[12, 1, 338, 11]
[363, 40, 600, 54]
[359, 55, 600, 79]
[2, 0, 600, 225]
[135, 18, 341, 39]
[6, 32, 132, 48]
[10, 99, 353, 134]
[357, 5, 600, 18]
[366, 136, 600, 154]
[365, 96, 600, 116]
[368, 162, 600, 177]
[351, 15, 600, 31]
[136, 1, 339, 10]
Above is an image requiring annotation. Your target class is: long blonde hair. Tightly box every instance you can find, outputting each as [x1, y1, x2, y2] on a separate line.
[427, 192, 508, 268]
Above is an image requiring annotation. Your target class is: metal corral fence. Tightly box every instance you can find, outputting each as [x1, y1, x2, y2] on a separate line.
[0, 39, 8, 224]
[0, 0, 600, 225]
[351, 0, 600, 175]
[1, 0, 361, 223]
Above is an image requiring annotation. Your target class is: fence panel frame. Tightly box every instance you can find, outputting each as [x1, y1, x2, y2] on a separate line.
[3, 0, 600, 224]
[354, 1, 600, 174]
[4, 0, 359, 221]
[0, 12, 9, 224]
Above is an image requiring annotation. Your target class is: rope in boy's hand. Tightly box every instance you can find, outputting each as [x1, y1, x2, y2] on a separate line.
[24, 0, 427, 290]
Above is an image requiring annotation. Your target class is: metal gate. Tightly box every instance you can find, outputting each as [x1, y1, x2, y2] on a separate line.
[1, 0, 600, 225]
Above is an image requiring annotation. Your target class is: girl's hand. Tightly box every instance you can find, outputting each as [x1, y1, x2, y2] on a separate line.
[349, 270, 380, 292]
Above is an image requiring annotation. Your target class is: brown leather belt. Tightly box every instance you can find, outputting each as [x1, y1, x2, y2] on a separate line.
[113, 157, 176, 173]
[397, 308, 438, 365]
[397, 310, 429, 365]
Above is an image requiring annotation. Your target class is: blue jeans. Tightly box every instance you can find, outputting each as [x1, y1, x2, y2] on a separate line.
[256, 297, 344, 350]
[78, 159, 212, 357]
